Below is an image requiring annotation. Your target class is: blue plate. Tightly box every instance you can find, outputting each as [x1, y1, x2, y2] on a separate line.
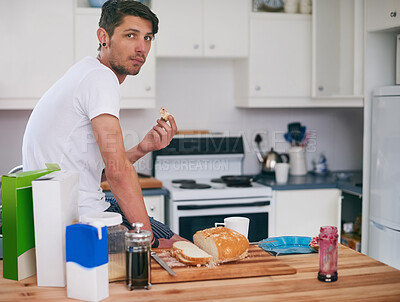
[258, 236, 315, 255]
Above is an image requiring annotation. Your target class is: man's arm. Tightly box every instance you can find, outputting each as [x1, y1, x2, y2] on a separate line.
[91, 114, 152, 234]
[126, 116, 178, 164]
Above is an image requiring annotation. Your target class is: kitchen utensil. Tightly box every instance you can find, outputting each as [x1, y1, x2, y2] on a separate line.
[148, 246, 296, 283]
[220, 175, 253, 187]
[151, 251, 176, 276]
[125, 223, 152, 290]
[254, 135, 289, 174]
[288, 122, 302, 142]
[289, 147, 307, 175]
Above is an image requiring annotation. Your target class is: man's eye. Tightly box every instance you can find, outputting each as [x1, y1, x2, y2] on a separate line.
[144, 36, 153, 41]
[127, 33, 136, 38]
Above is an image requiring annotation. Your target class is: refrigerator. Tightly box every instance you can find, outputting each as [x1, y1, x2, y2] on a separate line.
[368, 85, 400, 270]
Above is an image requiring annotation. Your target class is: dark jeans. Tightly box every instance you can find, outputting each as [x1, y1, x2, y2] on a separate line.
[105, 198, 174, 240]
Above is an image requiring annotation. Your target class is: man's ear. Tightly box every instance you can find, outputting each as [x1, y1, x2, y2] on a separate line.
[97, 27, 109, 46]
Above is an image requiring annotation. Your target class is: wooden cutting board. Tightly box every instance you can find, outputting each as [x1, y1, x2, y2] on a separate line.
[110, 245, 296, 284]
[149, 245, 296, 283]
[101, 177, 162, 190]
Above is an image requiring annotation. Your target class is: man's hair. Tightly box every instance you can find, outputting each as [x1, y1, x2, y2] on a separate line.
[99, 0, 159, 42]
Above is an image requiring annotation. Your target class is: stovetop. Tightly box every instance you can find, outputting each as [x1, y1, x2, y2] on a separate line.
[162, 178, 273, 201]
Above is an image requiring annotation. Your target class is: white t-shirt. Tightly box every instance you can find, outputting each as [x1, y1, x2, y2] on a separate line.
[22, 56, 120, 216]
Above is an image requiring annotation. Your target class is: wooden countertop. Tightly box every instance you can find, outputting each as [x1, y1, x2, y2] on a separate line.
[1, 245, 400, 301]
[101, 176, 162, 190]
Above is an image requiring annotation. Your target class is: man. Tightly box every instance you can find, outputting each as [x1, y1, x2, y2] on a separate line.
[22, 0, 184, 248]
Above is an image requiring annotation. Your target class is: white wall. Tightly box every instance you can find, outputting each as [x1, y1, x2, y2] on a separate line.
[0, 58, 363, 176]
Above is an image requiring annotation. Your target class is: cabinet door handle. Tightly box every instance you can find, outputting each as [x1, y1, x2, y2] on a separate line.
[255, 85, 261, 91]
[209, 44, 215, 50]
[145, 86, 151, 92]
[150, 206, 155, 211]
[390, 11, 397, 18]
[193, 44, 200, 50]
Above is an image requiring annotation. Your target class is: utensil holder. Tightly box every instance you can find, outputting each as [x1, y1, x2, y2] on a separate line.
[289, 147, 307, 176]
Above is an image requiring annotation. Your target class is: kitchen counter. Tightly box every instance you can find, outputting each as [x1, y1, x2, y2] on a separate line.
[256, 170, 362, 196]
[0, 245, 399, 301]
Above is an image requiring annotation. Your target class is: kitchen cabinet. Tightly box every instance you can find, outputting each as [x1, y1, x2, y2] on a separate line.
[312, 0, 363, 106]
[152, 0, 249, 58]
[234, 13, 312, 108]
[273, 189, 342, 237]
[366, 0, 400, 32]
[143, 195, 165, 223]
[75, 6, 156, 109]
[0, 0, 74, 109]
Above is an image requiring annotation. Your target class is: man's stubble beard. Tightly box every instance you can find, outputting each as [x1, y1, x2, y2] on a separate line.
[108, 42, 144, 76]
[110, 60, 141, 76]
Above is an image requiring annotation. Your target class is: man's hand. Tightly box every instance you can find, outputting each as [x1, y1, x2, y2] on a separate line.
[126, 115, 177, 164]
[158, 234, 189, 248]
[139, 116, 178, 154]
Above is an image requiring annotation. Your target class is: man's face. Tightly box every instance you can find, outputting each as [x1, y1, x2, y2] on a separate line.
[107, 15, 153, 77]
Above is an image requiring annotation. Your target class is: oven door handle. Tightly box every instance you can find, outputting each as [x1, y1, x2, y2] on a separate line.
[177, 201, 270, 210]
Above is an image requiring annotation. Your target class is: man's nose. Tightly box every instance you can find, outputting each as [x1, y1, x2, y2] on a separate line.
[135, 38, 146, 53]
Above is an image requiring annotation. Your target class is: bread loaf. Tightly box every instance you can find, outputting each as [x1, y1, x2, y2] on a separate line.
[193, 227, 249, 264]
[172, 241, 213, 266]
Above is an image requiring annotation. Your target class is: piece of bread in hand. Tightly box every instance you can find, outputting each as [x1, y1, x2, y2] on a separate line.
[193, 227, 249, 264]
[172, 241, 213, 266]
[160, 107, 172, 121]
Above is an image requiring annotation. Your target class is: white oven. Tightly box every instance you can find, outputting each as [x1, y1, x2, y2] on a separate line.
[152, 136, 274, 242]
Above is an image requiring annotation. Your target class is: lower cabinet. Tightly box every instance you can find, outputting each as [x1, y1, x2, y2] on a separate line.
[273, 189, 342, 237]
[143, 195, 165, 223]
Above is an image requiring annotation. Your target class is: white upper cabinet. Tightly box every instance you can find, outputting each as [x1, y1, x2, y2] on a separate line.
[366, 0, 400, 32]
[312, 0, 363, 105]
[152, 0, 249, 58]
[235, 13, 312, 108]
[0, 0, 74, 109]
[75, 7, 156, 109]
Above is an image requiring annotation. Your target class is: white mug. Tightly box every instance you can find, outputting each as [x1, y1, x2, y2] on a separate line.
[215, 217, 249, 238]
[275, 162, 290, 184]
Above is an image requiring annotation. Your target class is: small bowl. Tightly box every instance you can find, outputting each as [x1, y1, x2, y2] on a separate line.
[88, 0, 108, 8]
[336, 172, 352, 181]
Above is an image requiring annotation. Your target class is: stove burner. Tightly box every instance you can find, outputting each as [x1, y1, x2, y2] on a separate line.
[210, 178, 225, 183]
[179, 183, 212, 190]
[226, 183, 252, 188]
[172, 179, 196, 184]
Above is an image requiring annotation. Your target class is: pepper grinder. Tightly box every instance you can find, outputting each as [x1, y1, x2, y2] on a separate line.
[125, 222, 152, 290]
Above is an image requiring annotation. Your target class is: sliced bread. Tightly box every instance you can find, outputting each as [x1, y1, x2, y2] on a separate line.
[172, 241, 213, 265]
[193, 227, 249, 264]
